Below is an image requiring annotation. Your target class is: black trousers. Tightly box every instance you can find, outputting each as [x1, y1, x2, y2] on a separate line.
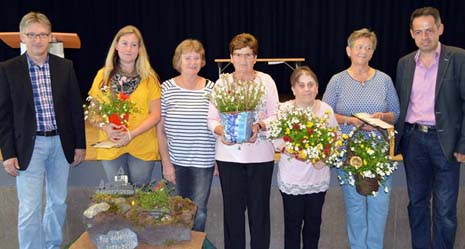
[281, 191, 326, 249]
[217, 160, 274, 249]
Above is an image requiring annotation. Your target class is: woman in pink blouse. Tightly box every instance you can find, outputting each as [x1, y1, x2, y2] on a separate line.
[275, 66, 337, 249]
[208, 33, 279, 249]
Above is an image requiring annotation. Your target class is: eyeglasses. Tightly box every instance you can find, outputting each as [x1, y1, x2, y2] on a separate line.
[232, 53, 255, 59]
[24, 33, 50, 40]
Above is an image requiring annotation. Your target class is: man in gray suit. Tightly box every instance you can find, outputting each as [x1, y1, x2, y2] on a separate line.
[395, 6, 465, 249]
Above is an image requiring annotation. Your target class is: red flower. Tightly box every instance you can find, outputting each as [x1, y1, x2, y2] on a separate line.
[154, 181, 164, 191]
[283, 135, 293, 142]
[307, 128, 314, 135]
[119, 92, 129, 101]
[292, 123, 300, 130]
[323, 144, 331, 155]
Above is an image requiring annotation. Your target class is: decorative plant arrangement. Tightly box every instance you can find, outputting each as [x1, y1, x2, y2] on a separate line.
[207, 73, 266, 143]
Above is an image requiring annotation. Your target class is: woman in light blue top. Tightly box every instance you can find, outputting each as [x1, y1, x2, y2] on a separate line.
[322, 28, 400, 249]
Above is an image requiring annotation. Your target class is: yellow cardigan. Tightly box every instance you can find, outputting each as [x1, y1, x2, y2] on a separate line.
[88, 69, 161, 161]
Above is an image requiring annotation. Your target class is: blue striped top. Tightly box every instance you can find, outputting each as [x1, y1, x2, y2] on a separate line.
[161, 78, 216, 168]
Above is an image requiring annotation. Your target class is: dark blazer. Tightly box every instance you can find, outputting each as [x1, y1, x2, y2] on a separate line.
[395, 44, 465, 162]
[0, 53, 86, 170]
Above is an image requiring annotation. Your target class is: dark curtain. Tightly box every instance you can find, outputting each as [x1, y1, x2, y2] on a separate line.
[1, 0, 464, 99]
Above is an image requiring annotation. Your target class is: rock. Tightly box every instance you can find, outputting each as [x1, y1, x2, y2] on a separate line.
[83, 202, 110, 219]
[117, 203, 131, 214]
[137, 224, 192, 245]
[93, 228, 138, 249]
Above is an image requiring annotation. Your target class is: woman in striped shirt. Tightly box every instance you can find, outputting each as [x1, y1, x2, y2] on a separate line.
[156, 39, 216, 232]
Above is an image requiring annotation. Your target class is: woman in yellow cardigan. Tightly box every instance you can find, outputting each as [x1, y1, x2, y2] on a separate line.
[88, 25, 161, 186]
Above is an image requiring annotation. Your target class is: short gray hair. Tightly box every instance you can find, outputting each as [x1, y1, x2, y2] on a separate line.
[347, 28, 377, 50]
[19, 12, 51, 33]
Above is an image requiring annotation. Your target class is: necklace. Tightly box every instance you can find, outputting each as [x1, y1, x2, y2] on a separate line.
[348, 67, 374, 84]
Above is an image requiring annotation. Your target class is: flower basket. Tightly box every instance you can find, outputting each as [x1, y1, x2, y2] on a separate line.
[339, 126, 398, 196]
[267, 104, 345, 165]
[220, 111, 254, 143]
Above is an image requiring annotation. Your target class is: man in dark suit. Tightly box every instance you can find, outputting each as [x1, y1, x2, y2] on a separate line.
[395, 6, 465, 249]
[0, 12, 86, 249]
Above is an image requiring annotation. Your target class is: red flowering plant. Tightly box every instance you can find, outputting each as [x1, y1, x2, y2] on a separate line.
[267, 105, 345, 166]
[84, 86, 138, 127]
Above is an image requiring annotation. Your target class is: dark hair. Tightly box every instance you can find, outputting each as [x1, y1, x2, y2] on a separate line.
[290, 66, 319, 87]
[229, 33, 258, 55]
[410, 7, 441, 28]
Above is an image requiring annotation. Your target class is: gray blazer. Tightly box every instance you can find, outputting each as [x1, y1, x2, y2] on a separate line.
[395, 44, 465, 162]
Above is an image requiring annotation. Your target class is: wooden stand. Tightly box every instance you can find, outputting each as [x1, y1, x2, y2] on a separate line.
[214, 57, 305, 75]
[69, 231, 206, 249]
[0, 32, 81, 49]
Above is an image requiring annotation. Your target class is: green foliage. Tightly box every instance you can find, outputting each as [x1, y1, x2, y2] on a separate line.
[267, 105, 344, 164]
[207, 73, 266, 113]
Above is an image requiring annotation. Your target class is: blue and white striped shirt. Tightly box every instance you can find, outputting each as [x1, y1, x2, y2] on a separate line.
[27, 54, 57, 132]
[161, 78, 216, 168]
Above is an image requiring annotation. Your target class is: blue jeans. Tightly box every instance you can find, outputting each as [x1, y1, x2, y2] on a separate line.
[102, 154, 155, 187]
[173, 164, 214, 232]
[400, 126, 459, 249]
[340, 169, 392, 249]
[16, 136, 70, 249]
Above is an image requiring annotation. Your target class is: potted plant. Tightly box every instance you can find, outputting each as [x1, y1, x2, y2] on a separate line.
[207, 73, 266, 143]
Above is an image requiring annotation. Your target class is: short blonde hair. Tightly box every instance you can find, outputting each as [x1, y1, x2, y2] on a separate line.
[229, 33, 259, 55]
[347, 28, 377, 50]
[19, 12, 51, 33]
[101, 25, 159, 87]
[290, 66, 319, 87]
[172, 39, 206, 72]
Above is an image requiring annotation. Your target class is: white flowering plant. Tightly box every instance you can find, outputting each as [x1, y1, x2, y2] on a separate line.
[337, 127, 398, 195]
[207, 73, 266, 113]
[267, 105, 345, 166]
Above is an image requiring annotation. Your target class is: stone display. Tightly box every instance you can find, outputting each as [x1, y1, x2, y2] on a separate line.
[83, 179, 197, 246]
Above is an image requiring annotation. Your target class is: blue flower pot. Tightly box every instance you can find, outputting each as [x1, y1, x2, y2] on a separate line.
[220, 111, 255, 143]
